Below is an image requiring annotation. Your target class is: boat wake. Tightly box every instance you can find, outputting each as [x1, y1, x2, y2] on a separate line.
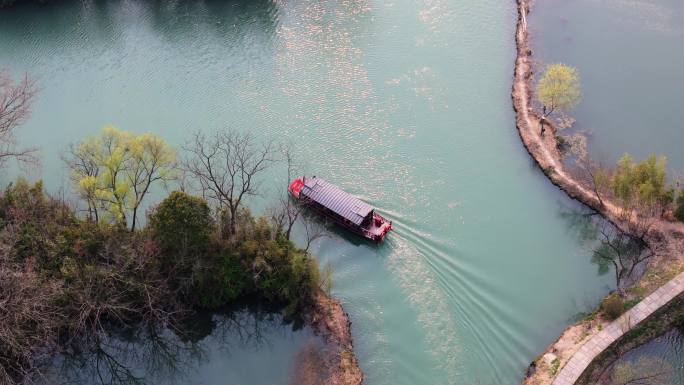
[384, 227, 465, 382]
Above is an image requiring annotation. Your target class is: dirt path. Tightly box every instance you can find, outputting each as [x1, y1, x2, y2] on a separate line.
[512, 1, 684, 384]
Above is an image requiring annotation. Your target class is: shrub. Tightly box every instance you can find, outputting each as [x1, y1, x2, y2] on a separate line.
[612, 154, 669, 206]
[149, 191, 214, 267]
[192, 252, 248, 309]
[549, 358, 560, 375]
[601, 293, 624, 321]
[675, 190, 684, 222]
[0, 179, 79, 271]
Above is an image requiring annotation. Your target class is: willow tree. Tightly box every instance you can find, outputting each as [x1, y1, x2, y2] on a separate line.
[65, 126, 176, 230]
[126, 133, 177, 231]
[536, 63, 581, 135]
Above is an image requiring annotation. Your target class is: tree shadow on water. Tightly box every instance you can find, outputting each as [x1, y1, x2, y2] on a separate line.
[556, 201, 617, 321]
[556, 201, 601, 246]
[35, 302, 305, 385]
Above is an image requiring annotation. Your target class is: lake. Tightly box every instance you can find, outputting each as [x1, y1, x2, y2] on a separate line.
[0, 0, 614, 384]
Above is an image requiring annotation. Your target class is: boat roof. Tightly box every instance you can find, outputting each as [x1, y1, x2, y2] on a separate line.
[300, 177, 373, 226]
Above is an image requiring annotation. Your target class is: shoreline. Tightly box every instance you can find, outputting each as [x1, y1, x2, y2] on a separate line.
[511, 0, 684, 384]
[308, 290, 364, 385]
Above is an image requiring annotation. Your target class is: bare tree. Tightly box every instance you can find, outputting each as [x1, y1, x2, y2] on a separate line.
[0, 268, 62, 385]
[592, 224, 636, 293]
[0, 71, 37, 169]
[268, 142, 329, 252]
[576, 158, 611, 209]
[269, 143, 304, 241]
[182, 130, 274, 237]
[591, 220, 658, 294]
[301, 213, 328, 254]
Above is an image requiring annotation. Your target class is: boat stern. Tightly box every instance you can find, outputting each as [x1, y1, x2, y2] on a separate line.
[378, 220, 392, 242]
[370, 213, 393, 242]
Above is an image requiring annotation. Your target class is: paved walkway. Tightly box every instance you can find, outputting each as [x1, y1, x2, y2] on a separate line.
[552, 271, 684, 385]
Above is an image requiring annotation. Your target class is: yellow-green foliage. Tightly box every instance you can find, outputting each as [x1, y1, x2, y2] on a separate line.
[536, 63, 581, 114]
[612, 154, 671, 207]
[69, 126, 176, 229]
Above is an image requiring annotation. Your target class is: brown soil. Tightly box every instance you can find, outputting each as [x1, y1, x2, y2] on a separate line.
[306, 290, 364, 385]
[512, 1, 684, 384]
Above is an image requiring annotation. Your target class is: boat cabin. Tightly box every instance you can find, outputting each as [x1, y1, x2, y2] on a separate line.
[289, 176, 392, 242]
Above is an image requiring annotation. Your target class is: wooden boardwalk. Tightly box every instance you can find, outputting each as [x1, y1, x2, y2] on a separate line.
[552, 271, 684, 385]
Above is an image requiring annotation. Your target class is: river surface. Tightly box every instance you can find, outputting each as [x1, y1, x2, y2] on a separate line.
[0, 1, 615, 384]
[529, 0, 684, 170]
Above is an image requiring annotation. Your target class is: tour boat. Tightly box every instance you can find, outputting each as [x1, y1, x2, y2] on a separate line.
[288, 176, 392, 243]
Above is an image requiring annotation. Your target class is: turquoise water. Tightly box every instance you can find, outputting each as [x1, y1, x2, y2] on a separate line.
[0, 1, 614, 384]
[529, 0, 684, 170]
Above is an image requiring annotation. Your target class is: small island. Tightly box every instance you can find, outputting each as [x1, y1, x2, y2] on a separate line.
[0, 74, 362, 384]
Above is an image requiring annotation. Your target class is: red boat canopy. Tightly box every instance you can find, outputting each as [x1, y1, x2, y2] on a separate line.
[299, 177, 373, 226]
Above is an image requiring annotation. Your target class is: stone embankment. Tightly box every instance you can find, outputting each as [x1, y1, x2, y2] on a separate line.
[512, 1, 684, 384]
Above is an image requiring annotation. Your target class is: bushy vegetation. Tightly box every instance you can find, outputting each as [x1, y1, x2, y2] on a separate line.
[601, 293, 625, 321]
[580, 152, 683, 221]
[612, 154, 673, 209]
[0, 182, 323, 383]
[149, 191, 213, 266]
[149, 190, 322, 312]
[675, 190, 684, 222]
